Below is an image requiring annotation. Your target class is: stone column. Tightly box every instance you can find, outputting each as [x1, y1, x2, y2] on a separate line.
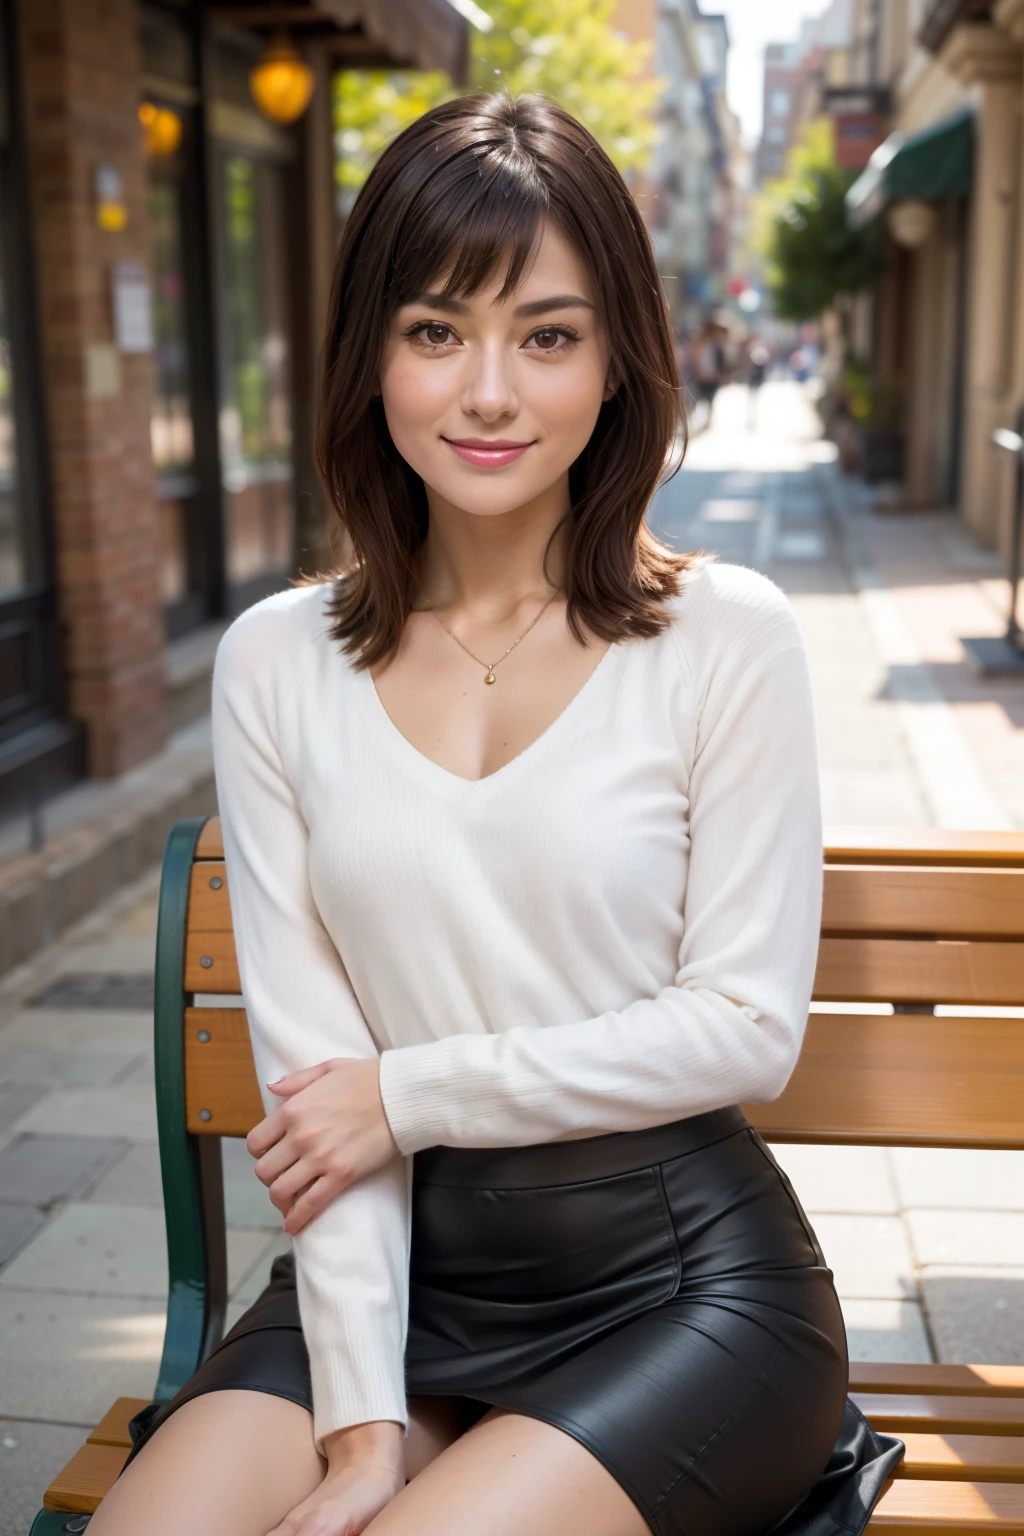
[940, 23, 1023, 551]
[20, 0, 166, 777]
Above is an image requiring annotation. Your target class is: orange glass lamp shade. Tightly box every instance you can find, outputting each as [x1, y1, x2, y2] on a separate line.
[139, 101, 184, 158]
[250, 33, 315, 125]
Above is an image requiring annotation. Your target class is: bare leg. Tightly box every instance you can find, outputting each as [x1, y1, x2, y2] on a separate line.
[87, 1391, 473, 1536]
[364, 1407, 650, 1536]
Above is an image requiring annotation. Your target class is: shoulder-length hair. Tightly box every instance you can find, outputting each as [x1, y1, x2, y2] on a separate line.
[315, 91, 699, 665]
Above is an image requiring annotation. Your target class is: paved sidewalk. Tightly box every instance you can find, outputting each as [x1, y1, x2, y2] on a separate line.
[2, 379, 1023, 1534]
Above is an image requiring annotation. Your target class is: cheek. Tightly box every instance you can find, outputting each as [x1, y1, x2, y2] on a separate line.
[526, 354, 607, 445]
[379, 358, 452, 458]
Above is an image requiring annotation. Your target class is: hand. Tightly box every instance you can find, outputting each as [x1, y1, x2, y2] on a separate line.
[267, 1462, 404, 1536]
[267, 1421, 406, 1536]
[248, 1058, 399, 1235]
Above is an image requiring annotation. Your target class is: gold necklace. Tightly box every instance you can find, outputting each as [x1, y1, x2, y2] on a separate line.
[423, 591, 558, 684]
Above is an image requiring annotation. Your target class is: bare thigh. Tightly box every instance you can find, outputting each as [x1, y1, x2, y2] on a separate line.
[364, 1407, 650, 1536]
[86, 1390, 475, 1536]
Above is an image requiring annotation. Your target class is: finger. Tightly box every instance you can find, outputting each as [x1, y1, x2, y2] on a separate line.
[254, 1139, 300, 1189]
[268, 1061, 335, 1098]
[269, 1157, 319, 1212]
[283, 1174, 339, 1236]
[247, 1108, 286, 1159]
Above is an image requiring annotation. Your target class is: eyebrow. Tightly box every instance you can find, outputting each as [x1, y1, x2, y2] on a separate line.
[408, 292, 596, 319]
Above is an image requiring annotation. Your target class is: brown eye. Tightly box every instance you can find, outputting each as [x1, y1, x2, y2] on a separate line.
[425, 323, 451, 345]
[533, 327, 560, 350]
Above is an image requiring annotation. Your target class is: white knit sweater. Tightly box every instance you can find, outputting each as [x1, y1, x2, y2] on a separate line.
[210, 561, 823, 1443]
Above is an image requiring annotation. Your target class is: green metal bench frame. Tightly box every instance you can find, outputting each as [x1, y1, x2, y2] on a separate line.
[29, 816, 227, 1535]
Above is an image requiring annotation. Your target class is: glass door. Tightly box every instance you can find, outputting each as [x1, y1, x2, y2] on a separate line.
[216, 147, 295, 611]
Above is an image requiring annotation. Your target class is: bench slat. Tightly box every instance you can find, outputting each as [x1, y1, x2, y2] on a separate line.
[195, 819, 224, 859]
[899, 1435, 1024, 1483]
[88, 1396, 150, 1448]
[870, 1479, 1024, 1532]
[185, 929, 240, 993]
[856, 1397, 1024, 1437]
[822, 868, 1024, 939]
[188, 863, 232, 931]
[747, 1014, 1024, 1149]
[814, 938, 1024, 1005]
[185, 1006, 264, 1135]
[825, 828, 1024, 867]
[43, 1442, 128, 1513]
[851, 1367, 1024, 1399]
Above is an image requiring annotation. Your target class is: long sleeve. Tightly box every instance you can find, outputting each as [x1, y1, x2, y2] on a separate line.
[211, 605, 410, 1444]
[377, 578, 823, 1154]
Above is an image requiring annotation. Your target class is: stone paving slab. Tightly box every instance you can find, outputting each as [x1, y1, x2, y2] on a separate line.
[9, 1083, 159, 1142]
[0, 1202, 277, 1300]
[771, 1144, 898, 1215]
[920, 1267, 1024, 1364]
[0, 1134, 125, 1207]
[842, 1299, 934, 1363]
[810, 1214, 917, 1300]
[0, 1044, 141, 1088]
[0, 1205, 46, 1270]
[1, 1418, 92, 1536]
[890, 1148, 1024, 1210]
[84, 1141, 163, 1208]
[907, 1208, 1024, 1268]
[0, 1289, 166, 1421]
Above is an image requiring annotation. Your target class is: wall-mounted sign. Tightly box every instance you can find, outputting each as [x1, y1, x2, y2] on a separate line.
[111, 261, 153, 353]
[95, 164, 127, 232]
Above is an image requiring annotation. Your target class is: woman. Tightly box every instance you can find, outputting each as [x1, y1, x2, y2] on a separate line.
[93, 94, 900, 1536]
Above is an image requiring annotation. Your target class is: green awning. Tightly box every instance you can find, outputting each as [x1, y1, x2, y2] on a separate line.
[847, 108, 974, 228]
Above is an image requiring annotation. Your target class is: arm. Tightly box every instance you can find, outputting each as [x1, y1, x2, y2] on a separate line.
[211, 605, 410, 1446]
[377, 585, 823, 1153]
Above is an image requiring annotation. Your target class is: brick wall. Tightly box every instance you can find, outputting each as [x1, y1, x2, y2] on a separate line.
[20, 0, 166, 777]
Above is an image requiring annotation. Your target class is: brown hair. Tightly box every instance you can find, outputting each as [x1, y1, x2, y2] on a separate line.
[315, 91, 700, 665]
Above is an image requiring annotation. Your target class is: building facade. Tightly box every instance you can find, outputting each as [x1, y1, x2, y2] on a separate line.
[844, 0, 1024, 556]
[0, 0, 468, 817]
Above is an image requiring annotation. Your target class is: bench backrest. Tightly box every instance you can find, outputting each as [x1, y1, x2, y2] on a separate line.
[178, 816, 1024, 1149]
[150, 815, 1024, 1404]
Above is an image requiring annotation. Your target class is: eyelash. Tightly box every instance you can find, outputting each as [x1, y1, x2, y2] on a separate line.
[403, 321, 582, 354]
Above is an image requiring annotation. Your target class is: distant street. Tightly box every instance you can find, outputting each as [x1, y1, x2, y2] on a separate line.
[652, 379, 1023, 832]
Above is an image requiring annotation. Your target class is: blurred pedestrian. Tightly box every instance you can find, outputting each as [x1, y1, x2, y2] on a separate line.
[746, 338, 771, 430]
[692, 319, 727, 431]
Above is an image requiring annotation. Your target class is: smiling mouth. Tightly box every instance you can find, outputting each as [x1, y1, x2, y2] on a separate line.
[442, 437, 535, 468]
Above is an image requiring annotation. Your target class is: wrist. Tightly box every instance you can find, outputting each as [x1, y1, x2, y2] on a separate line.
[322, 1419, 405, 1477]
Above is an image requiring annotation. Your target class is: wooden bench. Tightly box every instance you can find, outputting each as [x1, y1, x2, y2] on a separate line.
[30, 816, 1024, 1534]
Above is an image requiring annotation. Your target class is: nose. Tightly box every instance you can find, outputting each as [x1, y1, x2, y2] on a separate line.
[460, 337, 519, 424]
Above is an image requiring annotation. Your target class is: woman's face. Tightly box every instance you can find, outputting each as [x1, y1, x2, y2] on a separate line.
[380, 222, 612, 520]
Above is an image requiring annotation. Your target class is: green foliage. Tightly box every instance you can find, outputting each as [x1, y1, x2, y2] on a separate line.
[334, 0, 661, 210]
[758, 120, 883, 323]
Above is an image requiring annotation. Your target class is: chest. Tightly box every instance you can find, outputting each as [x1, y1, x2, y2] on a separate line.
[294, 638, 696, 948]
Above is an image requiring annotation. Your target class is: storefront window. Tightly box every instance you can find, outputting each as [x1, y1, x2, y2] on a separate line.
[218, 149, 294, 593]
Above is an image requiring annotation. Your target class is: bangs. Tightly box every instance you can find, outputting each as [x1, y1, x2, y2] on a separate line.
[388, 138, 553, 308]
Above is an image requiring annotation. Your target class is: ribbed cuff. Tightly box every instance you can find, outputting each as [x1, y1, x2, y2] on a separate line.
[310, 1337, 408, 1449]
[378, 1040, 467, 1155]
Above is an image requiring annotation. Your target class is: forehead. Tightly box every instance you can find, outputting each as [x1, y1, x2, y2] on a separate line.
[421, 221, 596, 312]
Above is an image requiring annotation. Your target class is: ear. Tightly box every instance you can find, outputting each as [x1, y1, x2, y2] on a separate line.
[602, 370, 619, 402]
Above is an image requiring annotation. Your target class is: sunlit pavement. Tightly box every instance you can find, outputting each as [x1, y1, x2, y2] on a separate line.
[1, 380, 1024, 1534]
[652, 379, 1024, 830]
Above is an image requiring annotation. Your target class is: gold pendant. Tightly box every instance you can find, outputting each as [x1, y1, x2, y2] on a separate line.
[484, 670, 496, 685]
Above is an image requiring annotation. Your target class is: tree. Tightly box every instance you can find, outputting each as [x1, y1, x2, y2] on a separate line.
[334, 0, 662, 213]
[758, 119, 882, 323]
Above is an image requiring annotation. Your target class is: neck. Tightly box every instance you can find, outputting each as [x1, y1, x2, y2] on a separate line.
[417, 475, 569, 620]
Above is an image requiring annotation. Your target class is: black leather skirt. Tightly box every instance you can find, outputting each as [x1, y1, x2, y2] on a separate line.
[128, 1107, 902, 1536]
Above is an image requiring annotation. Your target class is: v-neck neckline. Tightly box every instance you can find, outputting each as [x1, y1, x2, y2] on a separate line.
[359, 639, 625, 792]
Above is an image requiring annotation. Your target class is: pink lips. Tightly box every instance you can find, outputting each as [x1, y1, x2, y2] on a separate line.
[443, 437, 534, 469]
